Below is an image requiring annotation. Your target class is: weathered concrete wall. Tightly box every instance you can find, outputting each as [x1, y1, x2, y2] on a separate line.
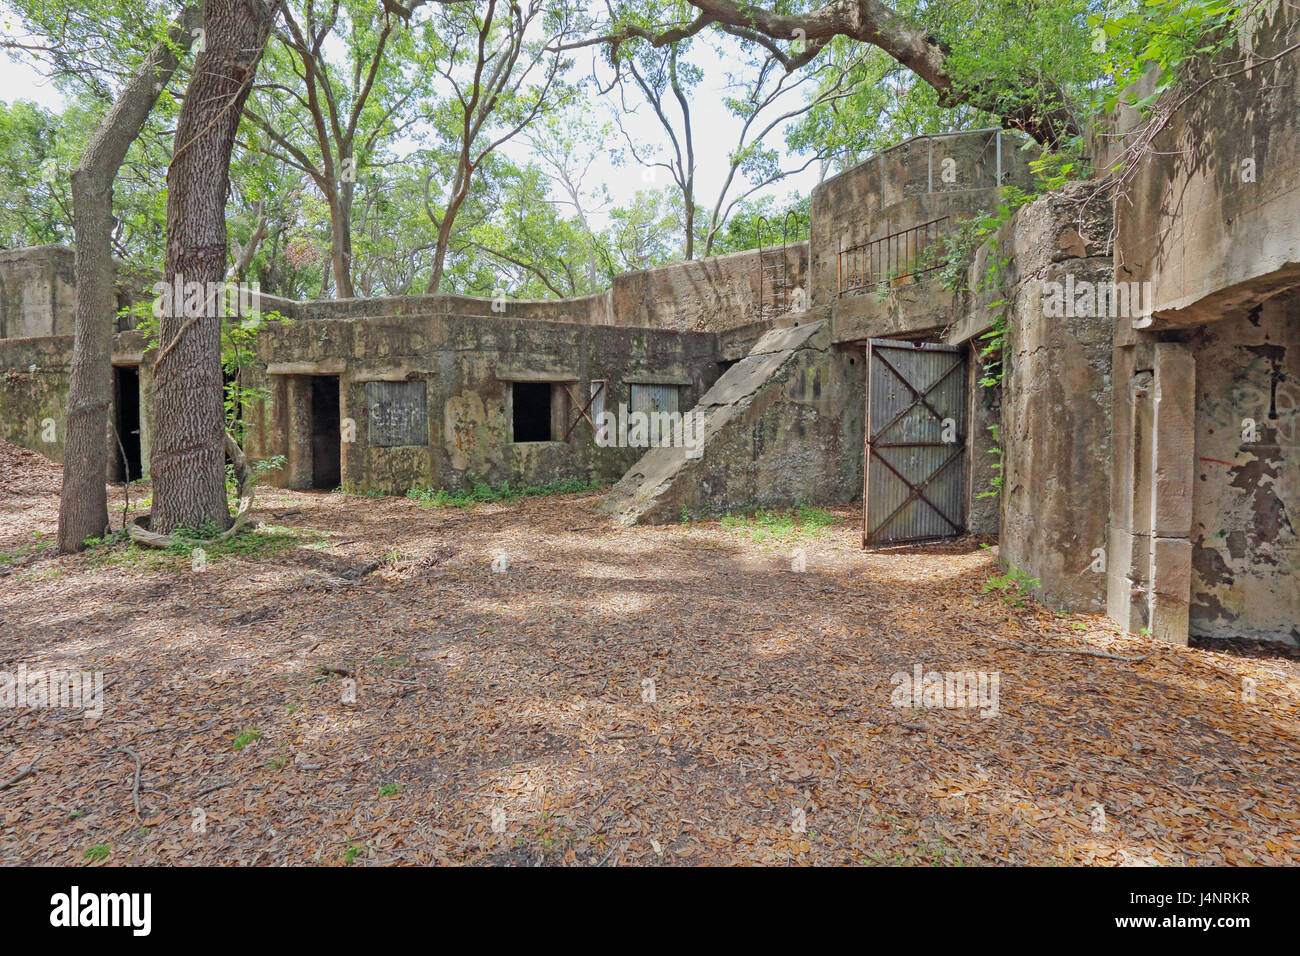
[273, 289, 614, 326]
[0, 336, 71, 460]
[243, 309, 721, 495]
[1000, 184, 1115, 611]
[1114, 1, 1300, 326]
[247, 245, 809, 334]
[809, 129, 1036, 307]
[0, 246, 77, 339]
[611, 244, 807, 332]
[0, 330, 152, 475]
[1104, 4, 1300, 646]
[602, 321, 861, 523]
[1187, 295, 1299, 643]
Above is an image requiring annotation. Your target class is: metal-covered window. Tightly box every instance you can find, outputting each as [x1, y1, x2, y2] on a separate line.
[366, 380, 428, 447]
[630, 383, 682, 447]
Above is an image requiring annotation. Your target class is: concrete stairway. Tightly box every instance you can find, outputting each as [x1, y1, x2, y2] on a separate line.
[601, 318, 860, 524]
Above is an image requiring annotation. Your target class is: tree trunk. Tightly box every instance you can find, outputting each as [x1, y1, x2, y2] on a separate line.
[150, 0, 277, 535]
[57, 5, 203, 554]
[683, 191, 695, 261]
[425, 186, 467, 294]
[327, 180, 355, 297]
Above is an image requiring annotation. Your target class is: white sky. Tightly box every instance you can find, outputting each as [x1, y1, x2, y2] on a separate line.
[0, 2, 825, 233]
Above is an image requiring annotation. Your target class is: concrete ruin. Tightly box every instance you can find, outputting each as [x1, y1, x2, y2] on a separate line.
[0, 7, 1295, 648]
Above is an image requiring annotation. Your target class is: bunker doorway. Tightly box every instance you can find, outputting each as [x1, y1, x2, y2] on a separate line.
[112, 364, 142, 482]
[863, 339, 967, 546]
[310, 375, 341, 490]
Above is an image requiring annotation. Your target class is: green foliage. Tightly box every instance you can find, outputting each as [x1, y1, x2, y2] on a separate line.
[982, 556, 1041, 608]
[709, 194, 811, 256]
[343, 841, 366, 865]
[977, 424, 1004, 500]
[79, 523, 325, 574]
[720, 505, 837, 543]
[84, 843, 111, 861]
[231, 729, 262, 752]
[1092, 0, 1269, 118]
[1, 0, 1268, 309]
[405, 476, 599, 508]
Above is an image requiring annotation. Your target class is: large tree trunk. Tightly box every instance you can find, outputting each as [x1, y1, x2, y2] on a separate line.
[57, 4, 203, 554]
[150, 0, 278, 535]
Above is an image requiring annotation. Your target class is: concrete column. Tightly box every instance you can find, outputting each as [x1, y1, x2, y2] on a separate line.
[1107, 340, 1194, 644]
[285, 375, 313, 489]
[1147, 343, 1195, 644]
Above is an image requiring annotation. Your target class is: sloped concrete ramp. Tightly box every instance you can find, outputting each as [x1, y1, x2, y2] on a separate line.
[602, 319, 861, 524]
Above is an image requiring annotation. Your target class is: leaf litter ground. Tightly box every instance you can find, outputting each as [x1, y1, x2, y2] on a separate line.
[1, 440, 1297, 865]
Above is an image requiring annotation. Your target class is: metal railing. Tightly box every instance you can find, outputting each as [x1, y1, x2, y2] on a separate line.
[756, 210, 805, 319]
[837, 216, 950, 297]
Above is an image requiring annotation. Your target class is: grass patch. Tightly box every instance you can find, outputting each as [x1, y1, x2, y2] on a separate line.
[406, 476, 599, 508]
[80, 523, 327, 574]
[231, 729, 262, 752]
[0, 530, 51, 565]
[719, 505, 837, 543]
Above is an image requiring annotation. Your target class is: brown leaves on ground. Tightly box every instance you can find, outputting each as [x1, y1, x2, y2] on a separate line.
[1, 440, 1297, 865]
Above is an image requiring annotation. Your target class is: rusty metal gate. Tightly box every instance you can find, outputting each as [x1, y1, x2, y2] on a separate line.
[863, 339, 967, 546]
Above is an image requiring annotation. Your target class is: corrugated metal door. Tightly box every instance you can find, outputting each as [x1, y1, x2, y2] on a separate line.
[863, 339, 967, 545]
[630, 383, 681, 446]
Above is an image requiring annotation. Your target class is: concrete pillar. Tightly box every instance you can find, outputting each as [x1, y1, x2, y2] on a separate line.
[1107, 340, 1194, 644]
[285, 375, 313, 489]
[1147, 343, 1195, 644]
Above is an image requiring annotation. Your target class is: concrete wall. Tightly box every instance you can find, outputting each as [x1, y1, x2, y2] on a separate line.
[242, 309, 722, 494]
[809, 129, 1036, 307]
[0, 329, 153, 475]
[1114, 0, 1300, 326]
[1000, 184, 1115, 611]
[0, 335, 71, 460]
[603, 321, 862, 523]
[1188, 295, 1300, 643]
[611, 244, 808, 331]
[0, 246, 77, 339]
[1105, 4, 1299, 645]
[234, 245, 809, 334]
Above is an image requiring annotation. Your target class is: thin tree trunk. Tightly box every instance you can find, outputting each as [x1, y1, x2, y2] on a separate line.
[425, 185, 467, 294]
[57, 4, 203, 554]
[327, 182, 355, 297]
[150, 0, 278, 535]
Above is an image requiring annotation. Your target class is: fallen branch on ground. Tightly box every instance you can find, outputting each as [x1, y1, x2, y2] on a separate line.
[0, 751, 47, 790]
[119, 745, 143, 816]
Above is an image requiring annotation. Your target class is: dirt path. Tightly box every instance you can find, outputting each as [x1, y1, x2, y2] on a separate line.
[2, 441, 1297, 865]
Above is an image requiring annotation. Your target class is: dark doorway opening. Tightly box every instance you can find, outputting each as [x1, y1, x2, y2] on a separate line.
[112, 365, 142, 482]
[513, 382, 553, 442]
[310, 375, 341, 489]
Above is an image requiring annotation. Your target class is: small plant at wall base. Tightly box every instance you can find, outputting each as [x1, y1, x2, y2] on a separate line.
[982, 560, 1041, 608]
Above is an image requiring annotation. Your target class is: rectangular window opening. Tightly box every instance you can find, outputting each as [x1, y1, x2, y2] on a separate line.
[513, 381, 555, 443]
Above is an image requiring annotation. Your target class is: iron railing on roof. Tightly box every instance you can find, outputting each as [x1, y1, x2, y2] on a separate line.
[837, 215, 950, 297]
[754, 210, 806, 320]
